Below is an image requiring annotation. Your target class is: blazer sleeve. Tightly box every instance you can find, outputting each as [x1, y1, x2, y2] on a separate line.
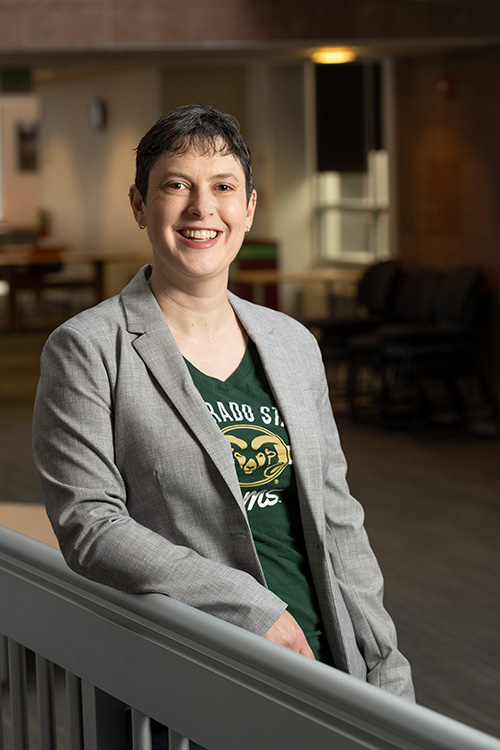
[311, 340, 415, 700]
[32, 324, 286, 636]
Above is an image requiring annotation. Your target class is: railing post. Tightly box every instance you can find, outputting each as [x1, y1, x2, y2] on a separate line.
[66, 672, 84, 750]
[35, 654, 57, 750]
[131, 708, 152, 750]
[0, 634, 6, 750]
[81, 681, 129, 750]
[0, 635, 7, 685]
[7, 640, 29, 750]
[0, 657, 4, 750]
[168, 728, 190, 750]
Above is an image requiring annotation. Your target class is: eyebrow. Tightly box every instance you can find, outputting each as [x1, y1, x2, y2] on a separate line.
[211, 172, 242, 182]
[159, 171, 242, 183]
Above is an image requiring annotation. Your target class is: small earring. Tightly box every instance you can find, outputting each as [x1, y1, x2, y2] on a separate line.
[138, 222, 146, 230]
[245, 227, 250, 234]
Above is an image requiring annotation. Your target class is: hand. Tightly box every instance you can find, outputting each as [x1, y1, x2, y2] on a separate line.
[264, 610, 315, 660]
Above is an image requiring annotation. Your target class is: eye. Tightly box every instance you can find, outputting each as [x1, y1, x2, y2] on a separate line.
[216, 184, 233, 192]
[163, 181, 187, 192]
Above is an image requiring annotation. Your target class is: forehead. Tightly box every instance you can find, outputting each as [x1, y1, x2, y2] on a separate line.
[149, 144, 245, 180]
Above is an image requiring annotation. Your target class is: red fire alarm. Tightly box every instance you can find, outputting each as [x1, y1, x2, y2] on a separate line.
[436, 74, 457, 99]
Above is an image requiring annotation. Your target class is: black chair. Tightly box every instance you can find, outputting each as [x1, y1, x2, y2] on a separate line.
[379, 266, 499, 432]
[345, 268, 441, 418]
[307, 260, 399, 391]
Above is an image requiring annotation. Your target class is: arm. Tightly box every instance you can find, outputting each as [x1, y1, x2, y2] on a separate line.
[33, 323, 286, 636]
[312, 339, 415, 700]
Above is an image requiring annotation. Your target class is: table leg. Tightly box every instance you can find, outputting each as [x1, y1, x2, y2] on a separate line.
[94, 260, 105, 302]
[5, 268, 19, 331]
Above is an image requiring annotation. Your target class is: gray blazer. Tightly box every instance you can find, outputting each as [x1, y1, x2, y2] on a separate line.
[33, 266, 414, 700]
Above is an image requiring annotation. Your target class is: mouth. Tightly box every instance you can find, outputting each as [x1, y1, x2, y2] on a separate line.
[179, 229, 219, 241]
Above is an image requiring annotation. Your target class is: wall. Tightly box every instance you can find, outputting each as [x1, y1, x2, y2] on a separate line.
[270, 62, 314, 315]
[2, 0, 500, 54]
[40, 67, 161, 253]
[0, 94, 40, 225]
[160, 66, 247, 130]
[246, 62, 276, 243]
[395, 46, 500, 397]
[39, 68, 160, 292]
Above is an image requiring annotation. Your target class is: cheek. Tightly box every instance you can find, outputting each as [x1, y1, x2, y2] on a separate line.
[227, 203, 250, 230]
[146, 205, 177, 234]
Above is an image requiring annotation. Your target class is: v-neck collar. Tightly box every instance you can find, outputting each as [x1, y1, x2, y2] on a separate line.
[183, 339, 258, 391]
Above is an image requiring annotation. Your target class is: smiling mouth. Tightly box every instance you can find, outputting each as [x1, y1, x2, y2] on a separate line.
[180, 229, 219, 240]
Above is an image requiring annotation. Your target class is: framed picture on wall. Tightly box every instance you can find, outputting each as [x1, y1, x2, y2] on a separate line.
[17, 122, 39, 171]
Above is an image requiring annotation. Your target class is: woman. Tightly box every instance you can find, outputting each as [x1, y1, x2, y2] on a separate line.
[33, 104, 414, 747]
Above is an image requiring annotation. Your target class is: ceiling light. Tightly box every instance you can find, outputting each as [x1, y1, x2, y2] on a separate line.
[311, 48, 357, 64]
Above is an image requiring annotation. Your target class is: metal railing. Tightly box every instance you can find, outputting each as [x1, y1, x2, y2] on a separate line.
[1, 524, 500, 750]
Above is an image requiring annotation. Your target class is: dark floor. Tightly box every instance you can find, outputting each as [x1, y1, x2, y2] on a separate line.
[1, 327, 500, 740]
[338, 413, 500, 737]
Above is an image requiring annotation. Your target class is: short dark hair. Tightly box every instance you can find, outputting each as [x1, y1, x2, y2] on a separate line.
[134, 104, 254, 204]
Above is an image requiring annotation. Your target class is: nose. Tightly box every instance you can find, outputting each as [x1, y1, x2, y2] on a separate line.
[186, 186, 215, 218]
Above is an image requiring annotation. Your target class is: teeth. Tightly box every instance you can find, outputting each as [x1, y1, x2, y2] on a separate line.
[181, 229, 218, 240]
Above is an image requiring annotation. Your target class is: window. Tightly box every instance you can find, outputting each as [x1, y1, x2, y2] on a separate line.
[314, 61, 391, 264]
[314, 150, 390, 263]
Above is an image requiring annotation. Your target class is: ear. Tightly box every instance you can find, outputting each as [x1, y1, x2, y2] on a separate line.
[129, 185, 145, 225]
[245, 189, 257, 230]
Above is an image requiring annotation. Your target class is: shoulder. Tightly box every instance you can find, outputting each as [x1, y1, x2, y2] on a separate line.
[45, 294, 125, 352]
[45, 265, 153, 348]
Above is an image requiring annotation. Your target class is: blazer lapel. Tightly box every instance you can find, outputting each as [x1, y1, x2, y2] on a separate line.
[230, 296, 326, 526]
[256, 334, 324, 496]
[120, 268, 243, 506]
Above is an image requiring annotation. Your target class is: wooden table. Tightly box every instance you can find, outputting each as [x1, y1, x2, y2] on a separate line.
[229, 266, 363, 310]
[0, 247, 149, 330]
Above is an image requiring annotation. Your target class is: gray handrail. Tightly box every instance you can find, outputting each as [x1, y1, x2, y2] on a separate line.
[1, 524, 500, 750]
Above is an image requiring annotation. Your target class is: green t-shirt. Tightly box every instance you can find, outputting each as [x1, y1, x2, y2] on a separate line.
[184, 339, 333, 664]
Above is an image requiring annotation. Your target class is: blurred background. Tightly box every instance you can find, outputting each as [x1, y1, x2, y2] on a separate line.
[1, 0, 499, 740]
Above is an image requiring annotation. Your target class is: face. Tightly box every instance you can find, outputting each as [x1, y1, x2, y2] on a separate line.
[129, 146, 256, 289]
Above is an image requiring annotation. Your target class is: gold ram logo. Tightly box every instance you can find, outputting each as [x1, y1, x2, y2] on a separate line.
[222, 424, 290, 487]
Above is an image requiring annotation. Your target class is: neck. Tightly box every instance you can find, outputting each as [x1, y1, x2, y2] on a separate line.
[148, 268, 235, 341]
